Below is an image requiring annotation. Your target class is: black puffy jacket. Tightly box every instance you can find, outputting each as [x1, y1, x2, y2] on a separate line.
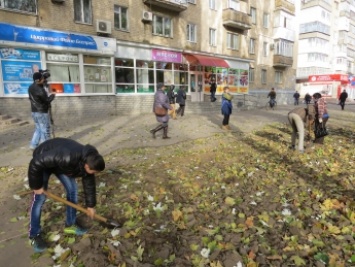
[28, 82, 54, 113]
[28, 138, 100, 208]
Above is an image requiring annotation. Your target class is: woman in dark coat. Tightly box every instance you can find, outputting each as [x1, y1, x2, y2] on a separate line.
[150, 83, 172, 139]
[221, 86, 233, 130]
[175, 86, 186, 117]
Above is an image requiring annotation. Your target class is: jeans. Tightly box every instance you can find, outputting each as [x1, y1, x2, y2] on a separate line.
[29, 173, 78, 237]
[30, 112, 51, 149]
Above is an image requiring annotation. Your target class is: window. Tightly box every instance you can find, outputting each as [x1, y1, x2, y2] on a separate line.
[299, 21, 330, 35]
[153, 15, 173, 37]
[0, 0, 36, 13]
[115, 59, 135, 93]
[209, 0, 216, 10]
[263, 13, 269, 28]
[74, 0, 92, 24]
[187, 24, 197, 42]
[227, 33, 239, 50]
[249, 68, 255, 83]
[263, 42, 268, 57]
[261, 69, 267, 84]
[250, 7, 256, 24]
[249, 38, 255, 54]
[136, 60, 154, 93]
[275, 40, 293, 57]
[209, 28, 217, 46]
[275, 71, 283, 84]
[114, 5, 128, 31]
[83, 56, 112, 93]
[229, 0, 239, 10]
[187, 0, 196, 3]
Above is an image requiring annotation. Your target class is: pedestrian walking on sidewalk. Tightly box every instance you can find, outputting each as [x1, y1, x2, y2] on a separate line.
[150, 83, 172, 139]
[293, 91, 300, 105]
[339, 89, 348, 110]
[221, 86, 233, 130]
[176, 86, 187, 117]
[28, 138, 105, 253]
[313, 92, 329, 144]
[210, 78, 217, 102]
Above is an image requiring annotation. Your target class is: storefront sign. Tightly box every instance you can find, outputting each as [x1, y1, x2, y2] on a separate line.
[4, 82, 31, 95]
[152, 49, 182, 63]
[309, 74, 348, 83]
[47, 53, 79, 62]
[0, 23, 116, 54]
[0, 47, 40, 60]
[1, 60, 41, 81]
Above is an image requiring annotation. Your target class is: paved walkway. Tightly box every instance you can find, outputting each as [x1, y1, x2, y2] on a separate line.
[0, 101, 354, 168]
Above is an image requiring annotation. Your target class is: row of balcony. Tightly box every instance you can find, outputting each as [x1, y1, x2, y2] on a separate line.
[273, 55, 293, 68]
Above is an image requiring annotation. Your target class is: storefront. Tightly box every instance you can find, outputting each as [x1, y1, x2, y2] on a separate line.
[0, 22, 116, 97]
[115, 41, 250, 99]
[299, 74, 349, 98]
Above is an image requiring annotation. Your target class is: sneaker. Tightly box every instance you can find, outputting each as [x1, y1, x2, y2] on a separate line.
[30, 234, 48, 253]
[64, 225, 87, 236]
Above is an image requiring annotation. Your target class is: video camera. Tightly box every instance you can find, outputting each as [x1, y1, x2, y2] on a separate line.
[39, 69, 51, 79]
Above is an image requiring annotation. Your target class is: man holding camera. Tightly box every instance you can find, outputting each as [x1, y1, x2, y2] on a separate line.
[28, 71, 55, 150]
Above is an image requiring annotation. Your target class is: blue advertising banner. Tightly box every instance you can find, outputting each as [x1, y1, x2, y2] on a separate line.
[1, 60, 41, 81]
[0, 22, 98, 50]
[4, 82, 31, 95]
[0, 48, 40, 60]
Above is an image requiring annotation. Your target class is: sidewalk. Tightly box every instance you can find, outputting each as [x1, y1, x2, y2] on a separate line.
[0, 102, 353, 168]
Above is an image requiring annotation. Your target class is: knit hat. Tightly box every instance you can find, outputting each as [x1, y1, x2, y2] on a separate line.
[33, 72, 43, 81]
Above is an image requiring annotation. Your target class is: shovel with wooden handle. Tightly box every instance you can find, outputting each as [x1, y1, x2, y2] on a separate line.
[43, 191, 121, 228]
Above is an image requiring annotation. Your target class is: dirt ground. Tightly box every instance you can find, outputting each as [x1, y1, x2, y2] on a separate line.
[0, 102, 354, 267]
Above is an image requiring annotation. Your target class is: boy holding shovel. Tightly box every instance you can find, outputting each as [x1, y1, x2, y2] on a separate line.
[27, 138, 105, 253]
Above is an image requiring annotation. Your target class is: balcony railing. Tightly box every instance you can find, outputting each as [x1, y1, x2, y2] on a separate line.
[222, 9, 251, 31]
[275, 0, 295, 14]
[301, 0, 331, 11]
[142, 0, 187, 12]
[273, 55, 293, 68]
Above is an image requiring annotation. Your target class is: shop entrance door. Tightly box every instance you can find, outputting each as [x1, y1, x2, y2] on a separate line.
[190, 72, 204, 102]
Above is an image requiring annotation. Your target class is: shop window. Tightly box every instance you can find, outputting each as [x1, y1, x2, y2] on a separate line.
[114, 5, 128, 31]
[187, 24, 197, 43]
[83, 55, 112, 93]
[0, 0, 36, 13]
[1, 47, 41, 95]
[74, 0, 92, 24]
[46, 52, 81, 94]
[115, 59, 134, 93]
[153, 15, 172, 37]
[173, 63, 188, 89]
[136, 60, 154, 93]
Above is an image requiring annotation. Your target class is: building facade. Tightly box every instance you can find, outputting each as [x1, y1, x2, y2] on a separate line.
[0, 0, 297, 121]
[295, 0, 355, 99]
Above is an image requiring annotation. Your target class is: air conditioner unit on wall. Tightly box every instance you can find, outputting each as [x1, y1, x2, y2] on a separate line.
[96, 20, 112, 34]
[142, 11, 153, 22]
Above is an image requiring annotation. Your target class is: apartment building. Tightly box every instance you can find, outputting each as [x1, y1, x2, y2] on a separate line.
[0, 0, 296, 120]
[295, 0, 355, 99]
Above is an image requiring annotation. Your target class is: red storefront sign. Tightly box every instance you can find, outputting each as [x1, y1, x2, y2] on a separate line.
[308, 74, 349, 84]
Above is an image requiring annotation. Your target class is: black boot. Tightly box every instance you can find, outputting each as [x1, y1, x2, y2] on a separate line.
[150, 124, 164, 139]
[163, 126, 171, 139]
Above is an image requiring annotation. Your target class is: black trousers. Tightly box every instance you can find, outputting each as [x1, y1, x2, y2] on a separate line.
[223, 115, 230, 125]
[176, 104, 185, 116]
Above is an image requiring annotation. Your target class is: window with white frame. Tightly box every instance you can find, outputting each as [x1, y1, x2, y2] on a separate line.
[307, 53, 328, 62]
[114, 5, 128, 31]
[227, 33, 239, 50]
[249, 38, 255, 54]
[0, 0, 36, 13]
[275, 40, 293, 57]
[249, 68, 255, 83]
[187, 24, 197, 42]
[250, 7, 256, 24]
[263, 42, 268, 57]
[229, 0, 239, 10]
[275, 71, 283, 84]
[261, 69, 267, 84]
[153, 15, 173, 37]
[74, 0, 92, 24]
[209, 0, 216, 10]
[209, 28, 217, 46]
[263, 13, 269, 28]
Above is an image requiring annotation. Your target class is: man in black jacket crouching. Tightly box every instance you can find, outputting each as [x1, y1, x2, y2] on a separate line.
[27, 138, 105, 253]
